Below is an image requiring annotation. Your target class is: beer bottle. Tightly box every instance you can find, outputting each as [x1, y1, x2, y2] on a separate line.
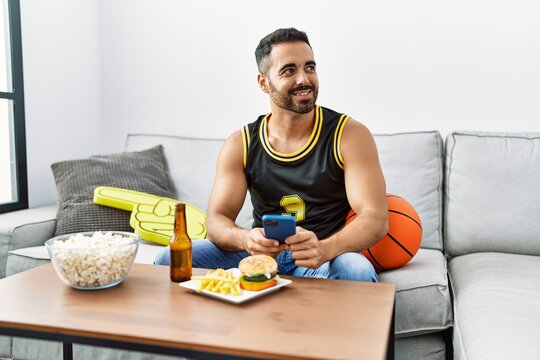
[170, 203, 192, 282]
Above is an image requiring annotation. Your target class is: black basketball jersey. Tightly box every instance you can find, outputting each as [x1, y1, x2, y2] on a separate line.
[242, 105, 352, 239]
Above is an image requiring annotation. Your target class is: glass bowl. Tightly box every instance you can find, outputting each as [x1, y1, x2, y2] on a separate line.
[45, 231, 140, 290]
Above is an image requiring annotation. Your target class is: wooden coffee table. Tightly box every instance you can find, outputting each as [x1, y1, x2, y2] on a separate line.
[0, 263, 395, 359]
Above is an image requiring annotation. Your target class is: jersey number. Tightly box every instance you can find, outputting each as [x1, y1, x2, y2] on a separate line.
[280, 195, 305, 222]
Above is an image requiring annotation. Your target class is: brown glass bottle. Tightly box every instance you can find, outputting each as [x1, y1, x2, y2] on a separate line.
[170, 203, 192, 282]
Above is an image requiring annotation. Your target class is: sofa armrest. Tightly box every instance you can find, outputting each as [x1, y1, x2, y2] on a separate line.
[0, 205, 57, 278]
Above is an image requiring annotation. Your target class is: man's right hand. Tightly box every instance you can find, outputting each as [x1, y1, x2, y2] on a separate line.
[243, 228, 288, 257]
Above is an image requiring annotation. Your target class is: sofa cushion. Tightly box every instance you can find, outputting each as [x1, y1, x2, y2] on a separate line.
[374, 131, 444, 250]
[5, 250, 49, 278]
[449, 252, 540, 360]
[125, 134, 254, 229]
[395, 333, 446, 360]
[379, 248, 452, 336]
[51, 145, 175, 237]
[0, 335, 10, 359]
[445, 131, 540, 257]
[0, 205, 57, 278]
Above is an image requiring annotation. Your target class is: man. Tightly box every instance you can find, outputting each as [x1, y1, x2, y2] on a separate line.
[156, 28, 388, 282]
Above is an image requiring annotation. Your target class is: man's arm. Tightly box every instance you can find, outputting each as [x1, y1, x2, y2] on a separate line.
[322, 119, 388, 256]
[287, 119, 388, 268]
[206, 131, 287, 256]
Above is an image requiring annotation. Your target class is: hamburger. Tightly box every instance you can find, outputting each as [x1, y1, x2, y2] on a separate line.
[238, 255, 278, 291]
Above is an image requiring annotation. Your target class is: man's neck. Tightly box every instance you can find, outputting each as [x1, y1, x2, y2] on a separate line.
[266, 105, 316, 153]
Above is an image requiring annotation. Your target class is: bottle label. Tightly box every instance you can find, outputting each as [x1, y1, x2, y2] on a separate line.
[170, 248, 192, 282]
[171, 249, 192, 268]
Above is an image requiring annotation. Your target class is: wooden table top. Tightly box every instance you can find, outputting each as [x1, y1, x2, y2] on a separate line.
[0, 263, 395, 360]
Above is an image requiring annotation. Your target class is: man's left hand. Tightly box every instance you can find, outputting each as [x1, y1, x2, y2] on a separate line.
[286, 227, 328, 269]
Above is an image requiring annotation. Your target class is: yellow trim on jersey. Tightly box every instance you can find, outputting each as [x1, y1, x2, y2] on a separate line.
[241, 125, 251, 168]
[259, 105, 323, 162]
[333, 114, 350, 169]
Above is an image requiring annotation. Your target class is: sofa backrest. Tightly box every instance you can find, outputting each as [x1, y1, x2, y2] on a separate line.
[445, 131, 540, 258]
[126, 131, 445, 250]
[125, 134, 254, 229]
[374, 131, 444, 250]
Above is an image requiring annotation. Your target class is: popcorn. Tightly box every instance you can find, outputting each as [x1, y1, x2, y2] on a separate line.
[48, 232, 138, 288]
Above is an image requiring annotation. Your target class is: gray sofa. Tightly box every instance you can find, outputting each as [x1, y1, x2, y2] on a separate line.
[1, 130, 539, 360]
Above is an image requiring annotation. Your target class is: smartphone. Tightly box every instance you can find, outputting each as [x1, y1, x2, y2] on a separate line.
[262, 214, 296, 244]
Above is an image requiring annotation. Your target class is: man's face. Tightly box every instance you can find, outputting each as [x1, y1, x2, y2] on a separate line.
[260, 41, 319, 114]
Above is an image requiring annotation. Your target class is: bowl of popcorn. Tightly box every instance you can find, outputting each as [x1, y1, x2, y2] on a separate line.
[45, 231, 140, 290]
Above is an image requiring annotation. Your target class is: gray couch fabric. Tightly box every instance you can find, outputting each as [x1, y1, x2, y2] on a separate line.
[449, 253, 540, 360]
[6, 252, 49, 277]
[0, 205, 56, 278]
[445, 131, 540, 257]
[379, 249, 452, 337]
[395, 333, 446, 360]
[445, 131, 540, 360]
[375, 131, 444, 251]
[0, 335, 10, 359]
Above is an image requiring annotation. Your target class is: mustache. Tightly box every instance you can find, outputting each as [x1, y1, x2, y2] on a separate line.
[289, 85, 315, 94]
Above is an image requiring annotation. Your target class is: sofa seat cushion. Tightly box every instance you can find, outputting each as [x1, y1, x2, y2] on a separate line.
[6, 241, 165, 277]
[395, 332, 446, 360]
[449, 252, 540, 360]
[0, 334, 10, 358]
[379, 248, 452, 337]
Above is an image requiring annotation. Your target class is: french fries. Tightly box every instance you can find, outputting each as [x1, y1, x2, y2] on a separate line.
[191, 268, 242, 296]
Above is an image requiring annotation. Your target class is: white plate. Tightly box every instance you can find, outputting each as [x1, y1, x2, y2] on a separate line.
[179, 277, 292, 304]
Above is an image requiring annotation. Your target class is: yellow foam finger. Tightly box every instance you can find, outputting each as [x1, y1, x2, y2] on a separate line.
[94, 187, 163, 211]
[94, 186, 207, 245]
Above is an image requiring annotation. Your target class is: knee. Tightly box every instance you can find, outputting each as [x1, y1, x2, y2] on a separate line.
[329, 253, 378, 282]
[153, 246, 170, 265]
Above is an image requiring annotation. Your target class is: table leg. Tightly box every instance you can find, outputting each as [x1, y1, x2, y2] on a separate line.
[63, 342, 73, 360]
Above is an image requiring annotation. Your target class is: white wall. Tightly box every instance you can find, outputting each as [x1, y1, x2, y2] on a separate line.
[99, 0, 540, 154]
[21, 0, 102, 206]
[20, 0, 540, 206]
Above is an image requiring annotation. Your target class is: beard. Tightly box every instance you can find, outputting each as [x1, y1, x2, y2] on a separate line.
[268, 81, 318, 114]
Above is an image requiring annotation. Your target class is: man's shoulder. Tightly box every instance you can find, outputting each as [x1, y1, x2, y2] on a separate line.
[243, 114, 267, 132]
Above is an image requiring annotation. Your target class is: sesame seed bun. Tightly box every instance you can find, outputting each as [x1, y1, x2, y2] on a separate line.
[238, 255, 278, 276]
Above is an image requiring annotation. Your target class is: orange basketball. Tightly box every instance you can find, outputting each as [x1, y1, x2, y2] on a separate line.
[346, 195, 422, 271]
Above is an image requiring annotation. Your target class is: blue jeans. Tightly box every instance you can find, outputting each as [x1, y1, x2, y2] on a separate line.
[154, 239, 378, 282]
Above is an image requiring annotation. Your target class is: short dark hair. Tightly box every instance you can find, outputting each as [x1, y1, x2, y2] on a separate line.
[255, 28, 311, 74]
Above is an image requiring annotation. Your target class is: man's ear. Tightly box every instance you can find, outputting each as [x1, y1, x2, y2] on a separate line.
[257, 73, 269, 94]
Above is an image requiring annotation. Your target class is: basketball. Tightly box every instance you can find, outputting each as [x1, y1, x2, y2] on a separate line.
[345, 195, 422, 271]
